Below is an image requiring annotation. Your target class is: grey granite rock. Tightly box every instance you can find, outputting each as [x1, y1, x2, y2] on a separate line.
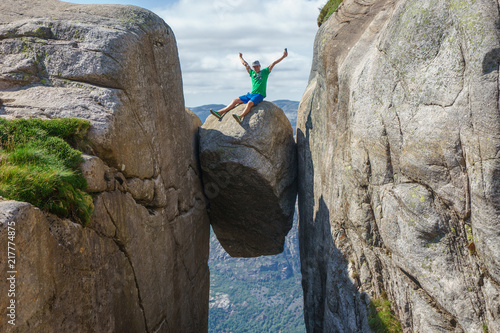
[199, 101, 297, 257]
[0, 1, 209, 332]
[298, 0, 500, 332]
[81, 154, 108, 193]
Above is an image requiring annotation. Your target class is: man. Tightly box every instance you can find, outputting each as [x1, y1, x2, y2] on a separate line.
[210, 49, 288, 123]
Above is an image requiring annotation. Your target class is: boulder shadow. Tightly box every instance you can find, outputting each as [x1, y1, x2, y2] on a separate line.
[483, 48, 500, 75]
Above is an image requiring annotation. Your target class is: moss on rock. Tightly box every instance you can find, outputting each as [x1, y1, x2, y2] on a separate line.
[368, 294, 403, 333]
[0, 118, 93, 225]
[317, 0, 343, 27]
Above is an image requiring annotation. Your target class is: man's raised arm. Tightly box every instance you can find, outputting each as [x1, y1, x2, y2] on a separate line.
[239, 53, 251, 74]
[269, 49, 288, 72]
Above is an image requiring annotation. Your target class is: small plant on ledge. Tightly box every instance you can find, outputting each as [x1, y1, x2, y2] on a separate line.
[0, 117, 93, 225]
[317, 0, 344, 27]
[368, 291, 403, 333]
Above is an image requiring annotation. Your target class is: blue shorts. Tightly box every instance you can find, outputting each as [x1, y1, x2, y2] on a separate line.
[239, 93, 264, 105]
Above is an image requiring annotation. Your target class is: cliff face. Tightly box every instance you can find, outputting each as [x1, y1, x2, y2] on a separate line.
[298, 0, 500, 332]
[0, 1, 209, 332]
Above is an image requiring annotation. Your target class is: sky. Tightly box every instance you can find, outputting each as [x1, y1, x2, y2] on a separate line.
[67, 0, 324, 107]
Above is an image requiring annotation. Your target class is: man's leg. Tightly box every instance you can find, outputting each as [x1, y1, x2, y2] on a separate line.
[238, 94, 263, 119]
[232, 101, 254, 123]
[240, 101, 254, 118]
[218, 98, 242, 115]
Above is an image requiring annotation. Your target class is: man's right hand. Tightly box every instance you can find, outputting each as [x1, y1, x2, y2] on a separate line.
[239, 53, 251, 73]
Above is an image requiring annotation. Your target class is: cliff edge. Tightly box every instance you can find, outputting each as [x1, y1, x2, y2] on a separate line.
[0, 1, 209, 332]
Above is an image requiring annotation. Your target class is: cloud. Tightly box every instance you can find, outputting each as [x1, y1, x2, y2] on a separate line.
[156, 0, 323, 106]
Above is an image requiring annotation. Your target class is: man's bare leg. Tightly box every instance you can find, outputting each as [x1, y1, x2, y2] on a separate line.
[218, 98, 242, 115]
[239, 101, 254, 118]
[232, 101, 254, 123]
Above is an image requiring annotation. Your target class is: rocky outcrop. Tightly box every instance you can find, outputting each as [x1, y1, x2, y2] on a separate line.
[199, 102, 297, 257]
[0, 1, 209, 332]
[298, 0, 500, 332]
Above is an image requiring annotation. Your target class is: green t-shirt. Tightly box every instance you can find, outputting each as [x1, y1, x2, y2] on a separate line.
[250, 67, 270, 97]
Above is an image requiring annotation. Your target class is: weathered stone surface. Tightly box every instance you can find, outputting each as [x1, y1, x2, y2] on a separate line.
[125, 177, 155, 203]
[199, 102, 297, 257]
[298, 0, 500, 332]
[0, 199, 145, 332]
[81, 154, 108, 192]
[0, 1, 209, 332]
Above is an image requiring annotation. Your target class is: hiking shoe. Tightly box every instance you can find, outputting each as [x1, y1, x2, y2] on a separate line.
[232, 114, 243, 123]
[210, 109, 222, 119]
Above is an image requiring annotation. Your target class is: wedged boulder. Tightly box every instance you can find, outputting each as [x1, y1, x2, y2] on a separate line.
[199, 101, 297, 257]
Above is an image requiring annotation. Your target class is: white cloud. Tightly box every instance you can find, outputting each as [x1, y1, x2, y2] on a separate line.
[156, 0, 323, 106]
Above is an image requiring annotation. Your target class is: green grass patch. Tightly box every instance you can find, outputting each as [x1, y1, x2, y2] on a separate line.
[0, 118, 93, 225]
[368, 294, 402, 333]
[318, 0, 344, 26]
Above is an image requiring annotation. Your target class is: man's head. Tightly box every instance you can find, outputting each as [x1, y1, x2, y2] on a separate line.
[252, 60, 261, 72]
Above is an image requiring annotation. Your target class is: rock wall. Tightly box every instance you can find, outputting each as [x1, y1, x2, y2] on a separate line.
[0, 1, 209, 332]
[298, 0, 500, 332]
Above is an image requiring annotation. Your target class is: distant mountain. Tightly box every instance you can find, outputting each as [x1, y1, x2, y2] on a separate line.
[272, 99, 299, 117]
[189, 100, 299, 134]
[189, 104, 226, 123]
[273, 100, 299, 134]
[209, 210, 304, 332]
